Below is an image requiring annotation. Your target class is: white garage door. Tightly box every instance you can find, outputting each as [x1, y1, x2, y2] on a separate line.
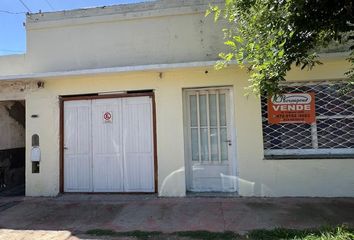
[64, 96, 155, 193]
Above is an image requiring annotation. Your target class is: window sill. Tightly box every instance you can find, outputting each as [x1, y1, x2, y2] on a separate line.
[264, 154, 354, 160]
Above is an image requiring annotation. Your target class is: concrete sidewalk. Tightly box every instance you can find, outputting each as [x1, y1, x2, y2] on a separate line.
[0, 195, 353, 239]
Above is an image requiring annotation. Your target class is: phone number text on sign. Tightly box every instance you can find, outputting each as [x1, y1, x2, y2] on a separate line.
[267, 92, 316, 124]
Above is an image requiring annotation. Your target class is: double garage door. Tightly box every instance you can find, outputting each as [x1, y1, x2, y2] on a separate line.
[63, 96, 155, 193]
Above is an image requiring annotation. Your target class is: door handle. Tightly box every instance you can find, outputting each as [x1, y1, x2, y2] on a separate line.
[64, 146, 68, 150]
[224, 140, 232, 146]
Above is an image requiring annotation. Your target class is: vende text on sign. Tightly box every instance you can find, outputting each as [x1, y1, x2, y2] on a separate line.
[268, 92, 316, 124]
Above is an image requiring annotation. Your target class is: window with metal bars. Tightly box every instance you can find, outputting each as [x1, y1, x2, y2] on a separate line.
[261, 81, 354, 159]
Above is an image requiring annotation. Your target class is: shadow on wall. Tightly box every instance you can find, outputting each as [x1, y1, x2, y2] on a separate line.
[0, 101, 25, 196]
[4, 102, 25, 128]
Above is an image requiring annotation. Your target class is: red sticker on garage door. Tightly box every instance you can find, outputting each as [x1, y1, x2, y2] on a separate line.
[103, 111, 113, 123]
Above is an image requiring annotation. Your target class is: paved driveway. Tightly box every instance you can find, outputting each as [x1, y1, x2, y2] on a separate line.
[0, 195, 353, 239]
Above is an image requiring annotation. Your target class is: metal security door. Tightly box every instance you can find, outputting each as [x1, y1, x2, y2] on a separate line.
[64, 100, 92, 192]
[92, 99, 124, 192]
[185, 88, 236, 192]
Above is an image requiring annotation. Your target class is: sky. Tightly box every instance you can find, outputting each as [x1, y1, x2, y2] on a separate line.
[0, 0, 150, 56]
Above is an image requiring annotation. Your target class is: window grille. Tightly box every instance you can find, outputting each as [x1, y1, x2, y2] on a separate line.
[261, 81, 354, 158]
[186, 88, 230, 163]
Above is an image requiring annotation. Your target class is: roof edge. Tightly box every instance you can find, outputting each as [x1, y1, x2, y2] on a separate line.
[0, 52, 348, 81]
[0, 61, 223, 81]
[27, 0, 223, 30]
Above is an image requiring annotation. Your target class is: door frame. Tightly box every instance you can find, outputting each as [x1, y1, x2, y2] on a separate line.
[59, 92, 158, 194]
[183, 86, 238, 192]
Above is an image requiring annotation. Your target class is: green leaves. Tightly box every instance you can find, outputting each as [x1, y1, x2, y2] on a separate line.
[205, 4, 221, 22]
[207, 0, 354, 96]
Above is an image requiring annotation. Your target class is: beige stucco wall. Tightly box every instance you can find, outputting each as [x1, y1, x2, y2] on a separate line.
[0, 1, 352, 197]
[0, 1, 226, 77]
[22, 1, 224, 74]
[3, 56, 347, 197]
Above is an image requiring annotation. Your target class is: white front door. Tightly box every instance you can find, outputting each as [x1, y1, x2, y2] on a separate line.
[64, 96, 155, 193]
[185, 88, 237, 192]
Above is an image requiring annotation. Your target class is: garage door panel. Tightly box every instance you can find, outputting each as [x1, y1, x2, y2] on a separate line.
[93, 124, 122, 154]
[92, 154, 124, 192]
[92, 98, 123, 192]
[64, 101, 91, 155]
[64, 96, 155, 193]
[123, 97, 154, 192]
[124, 154, 154, 192]
[77, 107, 92, 153]
[64, 155, 92, 192]
[64, 100, 92, 192]
[92, 99, 123, 154]
[63, 107, 78, 154]
[123, 100, 152, 153]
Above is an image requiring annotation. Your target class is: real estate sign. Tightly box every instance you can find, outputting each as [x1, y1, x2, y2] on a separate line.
[268, 92, 316, 124]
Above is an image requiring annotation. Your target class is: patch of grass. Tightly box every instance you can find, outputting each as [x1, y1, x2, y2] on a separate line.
[175, 230, 240, 240]
[301, 227, 354, 240]
[246, 226, 354, 240]
[86, 229, 240, 239]
[247, 228, 314, 240]
[86, 226, 354, 240]
[86, 229, 117, 236]
[86, 229, 162, 239]
[124, 231, 162, 239]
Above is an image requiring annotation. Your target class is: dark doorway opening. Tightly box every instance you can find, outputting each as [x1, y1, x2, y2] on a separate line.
[0, 100, 25, 197]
